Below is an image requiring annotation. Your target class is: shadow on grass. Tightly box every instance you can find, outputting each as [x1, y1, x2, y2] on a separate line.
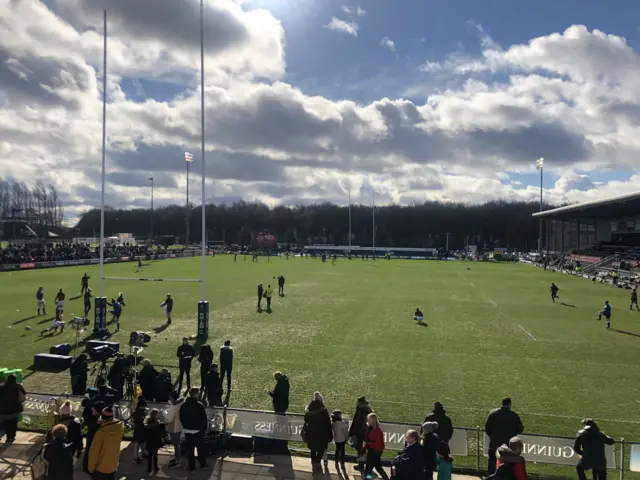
[36, 316, 56, 325]
[415, 322, 428, 327]
[560, 302, 577, 308]
[153, 324, 169, 334]
[13, 315, 39, 325]
[611, 328, 640, 339]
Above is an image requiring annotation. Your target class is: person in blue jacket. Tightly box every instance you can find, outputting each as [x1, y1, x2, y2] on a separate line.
[390, 430, 425, 480]
[107, 298, 123, 331]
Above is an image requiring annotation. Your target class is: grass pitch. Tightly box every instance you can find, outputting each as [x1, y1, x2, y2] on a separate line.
[3, 256, 640, 447]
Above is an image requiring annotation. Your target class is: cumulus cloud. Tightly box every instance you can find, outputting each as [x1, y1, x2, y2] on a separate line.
[324, 17, 359, 37]
[381, 37, 396, 52]
[0, 2, 639, 223]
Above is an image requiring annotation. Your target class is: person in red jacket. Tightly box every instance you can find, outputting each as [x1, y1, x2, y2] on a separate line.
[363, 413, 390, 480]
[496, 437, 528, 480]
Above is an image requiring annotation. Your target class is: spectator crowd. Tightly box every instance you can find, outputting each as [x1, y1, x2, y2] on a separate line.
[0, 356, 618, 480]
[0, 242, 152, 265]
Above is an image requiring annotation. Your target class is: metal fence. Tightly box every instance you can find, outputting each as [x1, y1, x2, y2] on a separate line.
[21, 392, 640, 478]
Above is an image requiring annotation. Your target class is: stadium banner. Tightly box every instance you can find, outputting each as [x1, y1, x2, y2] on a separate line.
[21, 393, 224, 431]
[225, 409, 306, 441]
[483, 434, 616, 468]
[379, 422, 468, 455]
[256, 231, 277, 247]
[630, 444, 640, 472]
[20, 262, 36, 269]
[569, 254, 601, 263]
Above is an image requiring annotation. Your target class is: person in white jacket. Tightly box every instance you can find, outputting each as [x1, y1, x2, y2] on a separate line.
[165, 391, 184, 468]
[332, 410, 349, 470]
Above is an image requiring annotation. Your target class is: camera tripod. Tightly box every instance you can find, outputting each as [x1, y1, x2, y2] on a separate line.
[122, 369, 137, 401]
[92, 359, 109, 387]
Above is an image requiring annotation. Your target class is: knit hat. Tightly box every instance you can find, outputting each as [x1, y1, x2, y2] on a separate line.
[434, 402, 444, 411]
[422, 421, 438, 434]
[313, 391, 324, 403]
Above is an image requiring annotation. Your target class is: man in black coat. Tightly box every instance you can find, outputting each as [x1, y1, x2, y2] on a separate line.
[70, 354, 88, 396]
[138, 360, 159, 402]
[424, 401, 454, 444]
[574, 419, 615, 480]
[391, 430, 425, 480]
[219, 340, 234, 392]
[269, 371, 290, 414]
[203, 364, 223, 407]
[177, 337, 195, 393]
[277, 275, 285, 296]
[257, 283, 264, 311]
[179, 388, 209, 472]
[484, 398, 524, 474]
[154, 369, 173, 403]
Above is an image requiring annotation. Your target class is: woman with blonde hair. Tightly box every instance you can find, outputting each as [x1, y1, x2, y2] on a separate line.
[363, 413, 390, 480]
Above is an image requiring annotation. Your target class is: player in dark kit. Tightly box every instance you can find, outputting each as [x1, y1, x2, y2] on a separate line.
[36, 287, 46, 316]
[107, 298, 123, 331]
[277, 275, 285, 296]
[81, 273, 90, 295]
[631, 288, 639, 311]
[54, 288, 66, 321]
[84, 287, 92, 316]
[257, 282, 264, 311]
[550, 283, 559, 302]
[117, 292, 126, 307]
[160, 293, 173, 325]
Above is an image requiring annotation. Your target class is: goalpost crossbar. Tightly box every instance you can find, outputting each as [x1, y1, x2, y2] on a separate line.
[101, 277, 202, 283]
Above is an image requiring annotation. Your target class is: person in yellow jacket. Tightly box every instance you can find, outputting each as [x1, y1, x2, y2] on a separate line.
[266, 284, 274, 311]
[87, 406, 125, 480]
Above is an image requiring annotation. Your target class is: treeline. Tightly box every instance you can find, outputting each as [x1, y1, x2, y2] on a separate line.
[75, 200, 549, 250]
[0, 179, 65, 226]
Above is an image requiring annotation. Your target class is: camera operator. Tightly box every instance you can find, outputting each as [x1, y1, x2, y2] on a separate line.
[107, 354, 129, 398]
[154, 369, 173, 403]
[176, 337, 195, 393]
[70, 354, 89, 395]
[138, 360, 159, 402]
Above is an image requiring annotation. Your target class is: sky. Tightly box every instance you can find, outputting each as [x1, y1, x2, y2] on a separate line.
[1, 0, 640, 224]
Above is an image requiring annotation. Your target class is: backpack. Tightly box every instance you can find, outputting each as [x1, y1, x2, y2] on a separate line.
[485, 463, 517, 480]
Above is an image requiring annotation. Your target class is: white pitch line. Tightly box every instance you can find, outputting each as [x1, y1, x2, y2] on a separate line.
[518, 324, 537, 340]
[487, 297, 498, 307]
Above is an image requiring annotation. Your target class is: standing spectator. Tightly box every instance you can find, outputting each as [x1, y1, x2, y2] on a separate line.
[390, 430, 425, 480]
[144, 409, 165, 476]
[56, 401, 83, 458]
[269, 372, 290, 414]
[278, 275, 286, 296]
[177, 337, 195, 393]
[197, 344, 214, 390]
[257, 283, 264, 311]
[485, 398, 524, 475]
[82, 400, 103, 473]
[138, 360, 158, 402]
[219, 340, 234, 392]
[132, 397, 148, 464]
[203, 364, 223, 407]
[496, 437, 527, 480]
[0, 374, 25, 443]
[363, 413, 390, 480]
[332, 410, 349, 471]
[87, 406, 125, 480]
[179, 388, 209, 473]
[154, 369, 173, 403]
[424, 402, 453, 444]
[165, 391, 184, 469]
[303, 392, 333, 472]
[43, 424, 75, 480]
[436, 441, 454, 480]
[349, 396, 373, 470]
[70, 354, 88, 396]
[421, 422, 440, 480]
[574, 419, 615, 480]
